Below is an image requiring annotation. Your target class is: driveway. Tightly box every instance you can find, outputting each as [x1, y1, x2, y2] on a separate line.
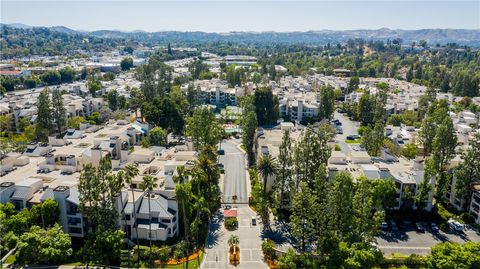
[203, 205, 267, 269]
[219, 139, 248, 204]
[333, 111, 360, 155]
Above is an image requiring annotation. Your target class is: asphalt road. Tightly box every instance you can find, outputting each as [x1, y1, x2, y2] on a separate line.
[333, 111, 360, 155]
[219, 139, 248, 204]
[203, 205, 267, 269]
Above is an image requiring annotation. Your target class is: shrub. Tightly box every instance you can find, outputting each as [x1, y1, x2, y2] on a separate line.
[225, 217, 237, 230]
[460, 212, 476, 224]
[401, 143, 417, 159]
[261, 239, 276, 260]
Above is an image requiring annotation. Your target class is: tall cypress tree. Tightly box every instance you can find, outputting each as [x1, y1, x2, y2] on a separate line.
[51, 89, 66, 134]
[35, 88, 52, 141]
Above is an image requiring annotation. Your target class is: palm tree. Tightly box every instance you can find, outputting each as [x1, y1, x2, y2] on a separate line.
[174, 167, 192, 269]
[140, 175, 158, 267]
[123, 164, 140, 264]
[257, 155, 277, 196]
[190, 193, 210, 265]
[112, 170, 130, 267]
[228, 234, 240, 251]
[195, 154, 220, 210]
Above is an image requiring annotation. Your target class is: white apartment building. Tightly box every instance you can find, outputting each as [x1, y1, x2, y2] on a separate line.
[187, 79, 245, 108]
[469, 185, 480, 224]
[0, 121, 194, 241]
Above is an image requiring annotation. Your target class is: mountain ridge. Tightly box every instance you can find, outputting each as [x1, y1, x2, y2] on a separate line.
[2, 23, 480, 46]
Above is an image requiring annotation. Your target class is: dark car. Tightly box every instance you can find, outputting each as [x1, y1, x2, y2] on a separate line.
[398, 221, 408, 230]
[389, 220, 398, 231]
[217, 149, 225, 155]
[346, 135, 359, 140]
[416, 222, 426, 232]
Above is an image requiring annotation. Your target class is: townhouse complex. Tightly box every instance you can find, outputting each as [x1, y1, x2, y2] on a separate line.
[0, 120, 199, 241]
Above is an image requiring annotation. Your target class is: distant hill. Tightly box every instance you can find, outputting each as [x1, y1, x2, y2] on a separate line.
[3, 23, 480, 46]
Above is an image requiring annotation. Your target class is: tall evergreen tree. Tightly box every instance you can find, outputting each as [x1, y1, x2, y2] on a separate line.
[290, 181, 317, 253]
[35, 88, 52, 141]
[51, 89, 66, 134]
[276, 129, 293, 210]
[454, 133, 480, 207]
[432, 117, 457, 199]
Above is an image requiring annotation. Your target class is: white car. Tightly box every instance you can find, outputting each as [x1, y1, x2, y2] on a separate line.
[447, 219, 465, 233]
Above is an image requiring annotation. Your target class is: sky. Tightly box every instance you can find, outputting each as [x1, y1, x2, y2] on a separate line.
[1, 1, 479, 32]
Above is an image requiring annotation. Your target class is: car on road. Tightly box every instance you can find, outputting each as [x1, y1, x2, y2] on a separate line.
[430, 223, 439, 232]
[416, 222, 426, 232]
[251, 217, 257, 226]
[380, 222, 388, 230]
[389, 220, 398, 231]
[224, 205, 231, 210]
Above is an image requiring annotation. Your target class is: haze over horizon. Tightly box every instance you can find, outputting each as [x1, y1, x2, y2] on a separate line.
[1, 1, 479, 33]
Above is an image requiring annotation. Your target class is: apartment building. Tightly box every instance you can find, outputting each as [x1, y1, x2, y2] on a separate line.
[187, 79, 245, 108]
[469, 185, 480, 224]
[0, 121, 194, 241]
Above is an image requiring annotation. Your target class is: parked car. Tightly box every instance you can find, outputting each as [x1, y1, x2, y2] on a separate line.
[380, 222, 388, 230]
[389, 220, 398, 231]
[398, 221, 408, 230]
[430, 223, 439, 232]
[251, 217, 257, 226]
[217, 149, 225, 155]
[447, 219, 465, 233]
[336, 127, 343, 134]
[346, 135, 358, 140]
[415, 222, 426, 232]
[385, 127, 393, 136]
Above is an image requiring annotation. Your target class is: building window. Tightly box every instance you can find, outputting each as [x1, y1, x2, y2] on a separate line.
[68, 227, 82, 234]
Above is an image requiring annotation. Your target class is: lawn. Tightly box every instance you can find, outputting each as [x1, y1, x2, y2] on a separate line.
[345, 139, 361, 144]
[4, 253, 16, 264]
[388, 253, 409, 259]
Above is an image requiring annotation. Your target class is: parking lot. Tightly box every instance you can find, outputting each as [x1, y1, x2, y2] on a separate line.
[376, 221, 480, 256]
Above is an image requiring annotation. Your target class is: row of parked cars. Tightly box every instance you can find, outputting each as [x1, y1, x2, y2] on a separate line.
[331, 119, 343, 134]
[381, 219, 465, 234]
[380, 220, 438, 233]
